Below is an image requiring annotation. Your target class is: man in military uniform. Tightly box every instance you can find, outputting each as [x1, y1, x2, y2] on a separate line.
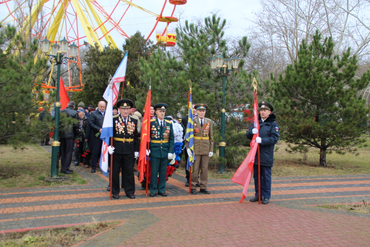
[108, 99, 139, 199]
[246, 101, 279, 204]
[186, 103, 214, 194]
[148, 103, 175, 197]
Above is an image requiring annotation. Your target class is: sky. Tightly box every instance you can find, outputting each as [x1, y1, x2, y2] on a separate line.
[0, 0, 261, 47]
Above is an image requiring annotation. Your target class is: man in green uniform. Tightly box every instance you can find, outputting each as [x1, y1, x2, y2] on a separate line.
[148, 103, 175, 197]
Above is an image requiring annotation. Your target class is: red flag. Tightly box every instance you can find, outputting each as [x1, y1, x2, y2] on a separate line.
[231, 91, 260, 202]
[138, 89, 151, 182]
[59, 77, 70, 110]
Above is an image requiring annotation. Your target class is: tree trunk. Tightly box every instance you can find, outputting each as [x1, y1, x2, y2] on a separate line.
[319, 138, 327, 167]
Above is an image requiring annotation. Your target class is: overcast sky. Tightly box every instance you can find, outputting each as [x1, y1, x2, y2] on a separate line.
[0, 0, 261, 46]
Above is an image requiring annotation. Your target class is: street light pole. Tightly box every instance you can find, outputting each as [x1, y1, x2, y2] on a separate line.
[210, 55, 240, 173]
[41, 38, 78, 179]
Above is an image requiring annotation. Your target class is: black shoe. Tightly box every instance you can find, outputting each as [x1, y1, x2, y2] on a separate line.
[262, 198, 269, 204]
[191, 189, 197, 194]
[91, 169, 96, 173]
[250, 196, 258, 202]
[113, 194, 119, 199]
[74, 162, 79, 166]
[126, 194, 135, 199]
[158, 192, 167, 197]
[185, 181, 189, 187]
[60, 170, 72, 174]
[149, 193, 156, 197]
[67, 169, 73, 172]
[107, 183, 110, 191]
[199, 189, 211, 194]
[196, 182, 200, 187]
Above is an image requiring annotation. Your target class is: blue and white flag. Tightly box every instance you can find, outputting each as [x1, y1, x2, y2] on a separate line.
[99, 83, 114, 176]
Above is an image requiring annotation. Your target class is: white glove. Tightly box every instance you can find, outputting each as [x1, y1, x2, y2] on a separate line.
[209, 152, 213, 157]
[252, 128, 258, 134]
[146, 149, 150, 156]
[187, 148, 192, 157]
[170, 156, 176, 165]
[168, 153, 174, 160]
[108, 146, 115, 154]
[134, 152, 139, 159]
[256, 137, 262, 144]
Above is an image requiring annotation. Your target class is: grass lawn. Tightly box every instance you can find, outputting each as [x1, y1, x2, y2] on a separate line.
[317, 200, 370, 214]
[179, 138, 370, 179]
[0, 222, 118, 247]
[0, 144, 87, 189]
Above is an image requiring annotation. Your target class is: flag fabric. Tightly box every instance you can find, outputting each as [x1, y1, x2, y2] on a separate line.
[138, 89, 151, 182]
[99, 53, 127, 176]
[105, 51, 128, 106]
[184, 93, 195, 170]
[231, 91, 260, 202]
[59, 77, 69, 110]
[99, 83, 114, 176]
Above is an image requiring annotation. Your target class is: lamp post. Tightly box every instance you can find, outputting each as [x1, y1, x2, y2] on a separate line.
[40, 37, 78, 179]
[210, 54, 240, 173]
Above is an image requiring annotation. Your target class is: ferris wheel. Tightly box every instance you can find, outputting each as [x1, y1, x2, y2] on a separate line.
[0, 0, 187, 91]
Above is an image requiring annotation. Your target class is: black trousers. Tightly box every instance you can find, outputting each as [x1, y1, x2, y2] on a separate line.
[253, 165, 272, 199]
[182, 146, 190, 181]
[60, 138, 74, 172]
[112, 153, 135, 196]
[90, 138, 102, 169]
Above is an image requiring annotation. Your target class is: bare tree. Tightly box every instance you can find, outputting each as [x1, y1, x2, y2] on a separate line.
[246, 0, 370, 64]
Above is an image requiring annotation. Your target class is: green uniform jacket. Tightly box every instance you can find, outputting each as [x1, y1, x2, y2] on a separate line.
[149, 118, 174, 158]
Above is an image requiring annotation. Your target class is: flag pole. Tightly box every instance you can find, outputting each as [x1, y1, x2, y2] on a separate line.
[187, 87, 192, 194]
[145, 83, 151, 197]
[252, 78, 261, 205]
[110, 137, 113, 200]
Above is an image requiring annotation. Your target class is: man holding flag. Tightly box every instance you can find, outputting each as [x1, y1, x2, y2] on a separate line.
[186, 103, 214, 194]
[246, 101, 279, 204]
[108, 99, 139, 199]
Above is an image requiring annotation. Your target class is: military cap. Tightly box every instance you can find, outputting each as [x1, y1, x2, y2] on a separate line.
[194, 103, 208, 110]
[154, 103, 168, 111]
[117, 99, 134, 109]
[77, 108, 85, 113]
[78, 102, 85, 107]
[258, 101, 274, 112]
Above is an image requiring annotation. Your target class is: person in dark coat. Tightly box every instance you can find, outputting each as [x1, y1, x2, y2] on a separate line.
[60, 101, 78, 174]
[73, 109, 89, 166]
[246, 101, 279, 204]
[108, 99, 139, 199]
[89, 101, 106, 173]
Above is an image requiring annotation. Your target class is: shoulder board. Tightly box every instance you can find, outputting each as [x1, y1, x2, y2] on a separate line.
[113, 114, 119, 118]
[150, 119, 156, 122]
[165, 119, 172, 124]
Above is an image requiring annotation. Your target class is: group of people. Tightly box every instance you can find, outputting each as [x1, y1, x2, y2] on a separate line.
[57, 97, 279, 204]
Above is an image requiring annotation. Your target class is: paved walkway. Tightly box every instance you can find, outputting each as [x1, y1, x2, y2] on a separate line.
[1, 145, 370, 246]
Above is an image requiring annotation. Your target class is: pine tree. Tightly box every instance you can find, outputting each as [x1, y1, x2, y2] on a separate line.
[139, 14, 255, 167]
[271, 31, 370, 166]
[0, 25, 48, 146]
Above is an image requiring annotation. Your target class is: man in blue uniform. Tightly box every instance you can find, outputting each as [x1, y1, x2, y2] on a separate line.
[148, 103, 175, 197]
[246, 101, 279, 204]
[108, 99, 139, 199]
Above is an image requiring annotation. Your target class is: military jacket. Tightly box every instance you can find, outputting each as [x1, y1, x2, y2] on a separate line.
[112, 114, 139, 154]
[149, 117, 174, 159]
[246, 113, 279, 167]
[186, 117, 214, 155]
